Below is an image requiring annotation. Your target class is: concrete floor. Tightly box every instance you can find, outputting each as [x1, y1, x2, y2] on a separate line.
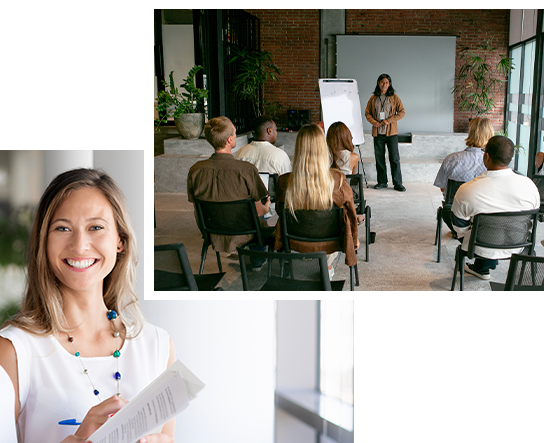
[154, 182, 544, 291]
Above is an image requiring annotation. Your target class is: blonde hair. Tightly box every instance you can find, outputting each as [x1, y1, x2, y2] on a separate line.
[465, 117, 494, 148]
[204, 116, 235, 149]
[326, 121, 354, 170]
[285, 124, 335, 215]
[5, 168, 144, 338]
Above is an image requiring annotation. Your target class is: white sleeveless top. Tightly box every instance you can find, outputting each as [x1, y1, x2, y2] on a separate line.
[0, 365, 17, 442]
[336, 150, 353, 175]
[0, 322, 170, 443]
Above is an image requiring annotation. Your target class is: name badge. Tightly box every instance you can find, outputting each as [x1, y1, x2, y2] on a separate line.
[379, 111, 385, 121]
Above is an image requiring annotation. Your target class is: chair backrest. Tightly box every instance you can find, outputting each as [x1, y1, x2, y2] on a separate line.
[237, 247, 336, 291]
[193, 197, 264, 246]
[268, 173, 279, 203]
[280, 207, 344, 252]
[467, 209, 539, 257]
[444, 179, 465, 206]
[531, 175, 544, 211]
[503, 253, 544, 290]
[345, 174, 365, 214]
[154, 243, 198, 291]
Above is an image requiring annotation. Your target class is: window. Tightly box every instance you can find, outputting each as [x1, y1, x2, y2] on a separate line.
[507, 39, 536, 175]
[320, 300, 354, 406]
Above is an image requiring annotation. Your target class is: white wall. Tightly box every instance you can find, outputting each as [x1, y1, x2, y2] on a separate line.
[93, 150, 145, 299]
[159, 24, 195, 97]
[138, 300, 276, 443]
[356, 295, 544, 443]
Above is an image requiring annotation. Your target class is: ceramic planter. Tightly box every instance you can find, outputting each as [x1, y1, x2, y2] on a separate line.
[174, 113, 205, 139]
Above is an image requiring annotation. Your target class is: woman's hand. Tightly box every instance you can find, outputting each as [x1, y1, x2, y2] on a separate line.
[354, 238, 360, 250]
[372, 121, 381, 128]
[381, 119, 389, 127]
[72, 395, 128, 440]
[138, 434, 175, 443]
[61, 437, 89, 443]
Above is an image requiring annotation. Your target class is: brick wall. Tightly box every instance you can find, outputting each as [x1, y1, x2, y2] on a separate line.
[246, 9, 510, 133]
[245, 9, 321, 128]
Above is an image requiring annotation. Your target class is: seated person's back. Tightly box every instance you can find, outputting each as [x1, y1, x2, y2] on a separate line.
[451, 135, 540, 279]
[274, 124, 359, 276]
[326, 121, 360, 175]
[434, 117, 494, 197]
[187, 116, 271, 254]
[235, 116, 291, 176]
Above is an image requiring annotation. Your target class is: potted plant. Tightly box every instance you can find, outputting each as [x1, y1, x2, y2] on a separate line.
[452, 36, 514, 119]
[228, 47, 283, 118]
[155, 65, 208, 139]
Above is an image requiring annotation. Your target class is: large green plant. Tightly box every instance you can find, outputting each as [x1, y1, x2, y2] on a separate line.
[0, 206, 34, 266]
[452, 36, 514, 117]
[154, 66, 208, 131]
[229, 47, 283, 117]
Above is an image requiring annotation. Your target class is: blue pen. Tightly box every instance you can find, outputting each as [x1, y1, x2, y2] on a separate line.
[58, 418, 82, 426]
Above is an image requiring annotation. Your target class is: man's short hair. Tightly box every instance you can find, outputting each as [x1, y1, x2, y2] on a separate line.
[253, 116, 276, 138]
[204, 117, 234, 149]
[485, 135, 514, 167]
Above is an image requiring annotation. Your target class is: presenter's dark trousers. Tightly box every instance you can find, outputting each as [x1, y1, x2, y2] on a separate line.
[373, 134, 403, 186]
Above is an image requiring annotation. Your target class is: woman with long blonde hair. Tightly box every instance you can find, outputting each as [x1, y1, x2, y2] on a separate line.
[0, 168, 175, 443]
[275, 124, 360, 278]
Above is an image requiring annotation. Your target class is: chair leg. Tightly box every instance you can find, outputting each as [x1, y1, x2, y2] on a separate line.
[451, 246, 459, 291]
[436, 208, 442, 263]
[365, 206, 371, 262]
[199, 243, 208, 274]
[459, 254, 465, 291]
[435, 208, 441, 245]
[355, 262, 360, 287]
[350, 266, 354, 291]
[216, 251, 222, 273]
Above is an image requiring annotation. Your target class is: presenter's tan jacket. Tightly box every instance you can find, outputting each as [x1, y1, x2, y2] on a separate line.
[365, 94, 405, 137]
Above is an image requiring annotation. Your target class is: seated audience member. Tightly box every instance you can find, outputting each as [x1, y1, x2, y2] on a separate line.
[434, 117, 494, 236]
[187, 116, 273, 270]
[327, 121, 360, 175]
[451, 136, 540, 280]
[274, 123, 359, 279]
[536, 151, 544, 175]
[327, 121, 365, 226]
[235, 116, 291, 176]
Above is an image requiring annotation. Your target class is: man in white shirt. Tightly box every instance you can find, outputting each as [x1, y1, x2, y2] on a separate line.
[235, 116, 291, 176]
[452, 136, 540, 280]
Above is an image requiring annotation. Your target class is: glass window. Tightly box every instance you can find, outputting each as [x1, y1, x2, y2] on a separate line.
[320, 300, 354, 405]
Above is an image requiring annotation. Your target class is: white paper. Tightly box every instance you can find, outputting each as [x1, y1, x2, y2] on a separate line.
[89, 360, 204, 443]
[259, 173, 269, 191]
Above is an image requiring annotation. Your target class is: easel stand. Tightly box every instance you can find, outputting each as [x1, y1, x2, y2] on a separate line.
[356, 145, 369, 188]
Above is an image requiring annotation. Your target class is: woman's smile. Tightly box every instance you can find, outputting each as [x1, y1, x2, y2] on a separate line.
[63, 258, 100, 270]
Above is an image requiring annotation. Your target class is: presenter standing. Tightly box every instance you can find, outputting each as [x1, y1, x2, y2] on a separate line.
[365, 73, 406, 192]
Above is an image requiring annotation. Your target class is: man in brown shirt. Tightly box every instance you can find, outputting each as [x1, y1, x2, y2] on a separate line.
[187, 117, 272, 267]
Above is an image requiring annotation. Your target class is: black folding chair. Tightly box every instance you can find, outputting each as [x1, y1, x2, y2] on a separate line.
[434, 179, 465, 263]
[346, 173, 372, 262]
[268, 173, 279, 203]
[490, 253, 544, 291]
[154, 243, 225, 291]
[237, 248, 345, 291]
[193, 197, 275, 274]
[451, 209, 539, 291]
[531, 175, 544, 221]
[281, 206, 360, 291]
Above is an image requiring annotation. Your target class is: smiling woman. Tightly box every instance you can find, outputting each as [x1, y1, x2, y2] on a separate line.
[0, 169, 175, 443]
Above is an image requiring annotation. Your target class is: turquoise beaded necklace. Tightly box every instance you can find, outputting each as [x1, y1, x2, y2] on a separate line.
[67, 310, 122, 402]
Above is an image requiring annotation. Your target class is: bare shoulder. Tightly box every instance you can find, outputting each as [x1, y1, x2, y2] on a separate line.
[0, 336, 17, 368]
[0, 336, 19, 414]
